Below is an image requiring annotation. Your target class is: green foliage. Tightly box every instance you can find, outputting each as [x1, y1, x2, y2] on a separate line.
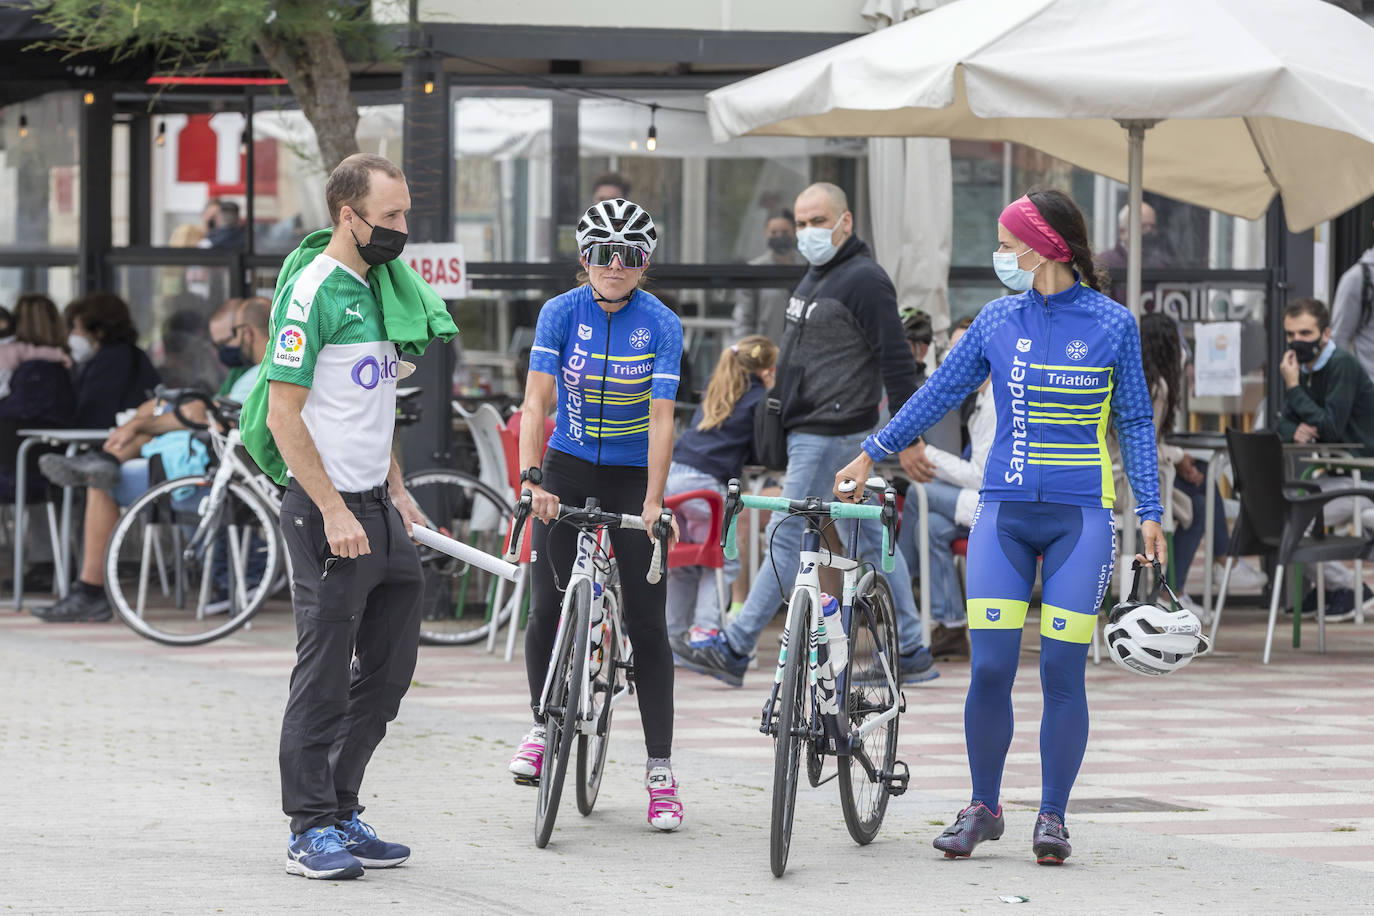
[31, 0, 387, 73]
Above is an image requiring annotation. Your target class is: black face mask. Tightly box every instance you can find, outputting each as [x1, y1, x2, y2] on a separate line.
[351, 214, 408, 266]
[767, 235, 795, 255]
[1289, 338, 1322, 365]
[217, 344, 245, 368]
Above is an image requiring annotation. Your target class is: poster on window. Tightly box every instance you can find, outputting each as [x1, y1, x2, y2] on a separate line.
[1193, 321, 1242, 397]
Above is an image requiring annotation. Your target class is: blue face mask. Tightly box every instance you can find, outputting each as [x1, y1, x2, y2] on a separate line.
[993, 247, 1042, 291]
[797, 226, 840, 266]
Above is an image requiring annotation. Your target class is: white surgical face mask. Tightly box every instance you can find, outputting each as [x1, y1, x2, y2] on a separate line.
[796, 226, 839, 266]
[992, 247, 1042, 292]
[68, 332, 95, 363]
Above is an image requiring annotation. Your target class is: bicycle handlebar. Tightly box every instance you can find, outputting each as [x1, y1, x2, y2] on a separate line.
[720, 477, 898, 574]
[504, 489, 674, 585]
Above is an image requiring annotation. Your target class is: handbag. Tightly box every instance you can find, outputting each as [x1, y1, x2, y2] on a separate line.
[753, 287, 820, 470]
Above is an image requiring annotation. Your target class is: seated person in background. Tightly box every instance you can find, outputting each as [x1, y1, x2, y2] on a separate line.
[63, 292, 161, 430]
[898, 317, 988, 659]
[590, 171, 631, 204]
[0, 294, 76, 504]
[0, 294, 71, 400]
[664, 336, 777, 649]
[155, 296, 223, 392]
[1277, 297, 1374, 619]
[902, 307, 934, 391]
[33, 298, 270, 623]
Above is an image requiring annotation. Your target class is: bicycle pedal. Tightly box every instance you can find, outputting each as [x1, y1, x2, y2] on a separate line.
[513, 775, 540, 788]
[880, 760, 910, 796]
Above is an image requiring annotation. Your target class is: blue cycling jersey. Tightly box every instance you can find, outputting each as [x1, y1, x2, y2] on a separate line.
[864, 281, 1162, 523]
[529, 285, 683, 467]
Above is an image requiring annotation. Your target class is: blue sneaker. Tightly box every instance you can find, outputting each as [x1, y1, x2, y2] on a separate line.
[899, 646, 940, 685]
[670, 631, 749, 687]
[337, 812, 410, 868]
[286, 826, 364, 879]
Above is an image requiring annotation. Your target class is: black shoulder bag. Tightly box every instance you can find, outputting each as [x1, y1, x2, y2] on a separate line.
[753, 288, 819, 470]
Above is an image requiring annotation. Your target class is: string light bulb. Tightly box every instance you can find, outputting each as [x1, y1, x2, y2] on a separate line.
[646, 103, 659, 152]
[423, 77, 435, 95]
[156, 120, 166, 146]
[83, 91, 95, 105]
[18, 114, 28, 139]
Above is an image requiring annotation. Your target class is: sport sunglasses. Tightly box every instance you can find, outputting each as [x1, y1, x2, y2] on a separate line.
[582, 243, 651, 269]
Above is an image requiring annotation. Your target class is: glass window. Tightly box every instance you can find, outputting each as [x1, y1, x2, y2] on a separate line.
[577, 93, 868, 264]
[0, 92, 82, 251]
[111, 264, 232, 389]
[248, 103, 403, 254]
[0, 266, 79, 311]
[453, 96, 553, 262]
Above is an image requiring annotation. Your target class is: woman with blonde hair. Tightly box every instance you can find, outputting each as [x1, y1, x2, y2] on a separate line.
[665, 334, 777, 647]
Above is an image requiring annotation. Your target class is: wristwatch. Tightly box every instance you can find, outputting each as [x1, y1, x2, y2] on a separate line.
[520, 467, 543, 486]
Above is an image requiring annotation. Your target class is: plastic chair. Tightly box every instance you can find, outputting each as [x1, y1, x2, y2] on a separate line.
[664, 488, 728, 625]
[1211, 429, 1374, 663]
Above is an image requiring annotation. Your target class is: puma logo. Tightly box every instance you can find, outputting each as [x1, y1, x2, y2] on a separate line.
[345, 305, 363, 322]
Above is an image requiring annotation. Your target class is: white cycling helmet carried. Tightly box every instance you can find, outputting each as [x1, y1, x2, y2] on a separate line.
[1104, 560, 1211, 677]
[576, 198, 658, 260]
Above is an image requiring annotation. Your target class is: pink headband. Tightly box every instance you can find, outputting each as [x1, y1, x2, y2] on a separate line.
[998, 196, 1072, 263]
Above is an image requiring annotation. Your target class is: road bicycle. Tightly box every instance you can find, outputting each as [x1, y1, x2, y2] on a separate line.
[503, 490, 673, 848]
[104, 389, 289, 646]
[720, 475, 909, 877]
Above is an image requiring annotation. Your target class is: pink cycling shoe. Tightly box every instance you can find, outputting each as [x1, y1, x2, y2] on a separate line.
[508, 725, 545, 786]
[646, 766, 684, 831]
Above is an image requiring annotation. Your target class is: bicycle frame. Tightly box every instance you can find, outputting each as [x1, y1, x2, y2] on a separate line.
[763, 520, 901, 757]
[535, 525, 630, 729]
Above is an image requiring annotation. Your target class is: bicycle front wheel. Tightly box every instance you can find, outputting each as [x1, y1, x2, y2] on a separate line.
[403, 470, 514, 645]
[576, 583, 621, 816]
[838, 576, 901, 845]
[770, 590, 811, 878]
[105, 476, 280, 646]
[535, 578, 590, 848]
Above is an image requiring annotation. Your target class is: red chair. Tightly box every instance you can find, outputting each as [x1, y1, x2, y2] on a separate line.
[664, 488, 728, 617]
[497, 410, 556, 564]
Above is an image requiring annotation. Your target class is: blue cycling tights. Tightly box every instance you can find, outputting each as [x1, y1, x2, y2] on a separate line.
[962, 500, 1116, 819]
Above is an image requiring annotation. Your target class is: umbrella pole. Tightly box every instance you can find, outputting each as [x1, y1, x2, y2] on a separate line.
[1123, 120, 1148, 318]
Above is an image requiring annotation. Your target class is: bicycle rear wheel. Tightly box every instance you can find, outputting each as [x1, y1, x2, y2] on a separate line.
[576, 584, 621, 816]
[105, 476, 280, 646]
[770, 590, 811, 878]
[403, 470, 513, 645]
[535, 579, 590, 848]
[838, 576, 901, 845]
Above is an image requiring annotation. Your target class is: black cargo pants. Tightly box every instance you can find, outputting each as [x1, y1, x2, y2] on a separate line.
[278, 481, 424, 835]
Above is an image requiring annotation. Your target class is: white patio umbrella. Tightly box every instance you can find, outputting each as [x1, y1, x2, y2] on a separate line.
[706, 0, 1374, 314]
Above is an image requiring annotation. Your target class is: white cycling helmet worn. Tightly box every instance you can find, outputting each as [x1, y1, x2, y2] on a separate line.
[1105, 602, 1210, 676]
[576, 198, 658, 258]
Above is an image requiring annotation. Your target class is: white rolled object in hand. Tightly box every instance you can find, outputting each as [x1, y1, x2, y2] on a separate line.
[409, 524, 521, 582]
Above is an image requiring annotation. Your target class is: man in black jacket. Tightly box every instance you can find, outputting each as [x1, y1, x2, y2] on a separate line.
[676, 182, 938, 686]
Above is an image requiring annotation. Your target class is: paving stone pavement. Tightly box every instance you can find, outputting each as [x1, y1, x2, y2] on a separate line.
[2, 601, 1372, 914]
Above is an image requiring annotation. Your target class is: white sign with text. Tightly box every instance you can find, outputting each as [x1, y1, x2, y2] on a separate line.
[1194, 321, 1242, 397]
[404, 243, 468, 298]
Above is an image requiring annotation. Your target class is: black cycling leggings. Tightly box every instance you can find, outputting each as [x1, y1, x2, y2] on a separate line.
[526, 448, 673, 759]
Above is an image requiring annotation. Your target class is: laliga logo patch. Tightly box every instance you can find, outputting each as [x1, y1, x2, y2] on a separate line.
[986, 608, 1001, 622]
[1052, 617, 1067, 631]
[629, 327, 651, 350]
[1066, 339, 1088, 361]
[577, 323, 593, 341]
[1016, 337, 1033, 353]
[274, 327, 305, 368]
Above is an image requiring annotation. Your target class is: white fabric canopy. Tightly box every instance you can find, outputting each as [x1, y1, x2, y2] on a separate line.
[708, 0, 1374, 233]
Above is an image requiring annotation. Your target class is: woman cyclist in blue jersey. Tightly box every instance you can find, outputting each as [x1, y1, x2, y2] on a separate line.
[507, 198, 686, 832]
[835, 189, 1167, 866]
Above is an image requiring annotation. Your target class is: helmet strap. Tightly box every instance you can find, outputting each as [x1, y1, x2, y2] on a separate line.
[589, 281, 634, 305]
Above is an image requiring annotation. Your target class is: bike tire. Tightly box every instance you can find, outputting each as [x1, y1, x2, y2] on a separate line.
[770, 589, 811, 878]
[837, 576, 901, 845]
[403, 469, 514, 646]
[534, 578, 590, 848]
[576, 584, 621, 816]
[105, 476, 280, 647]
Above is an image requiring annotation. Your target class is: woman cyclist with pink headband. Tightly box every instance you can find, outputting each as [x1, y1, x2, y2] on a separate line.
[835, 189, 1165, 865]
